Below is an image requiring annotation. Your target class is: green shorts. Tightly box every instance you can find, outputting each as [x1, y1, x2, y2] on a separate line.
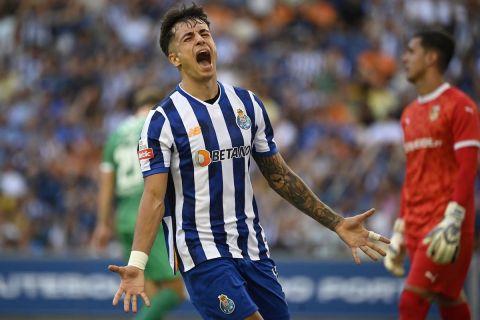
[118, 228, 180, 282]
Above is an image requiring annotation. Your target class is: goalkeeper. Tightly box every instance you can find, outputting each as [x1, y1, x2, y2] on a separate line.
[383, 30, 480, 320]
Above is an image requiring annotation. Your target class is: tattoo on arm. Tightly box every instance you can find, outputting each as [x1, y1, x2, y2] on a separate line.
[254, 153, 344, 231]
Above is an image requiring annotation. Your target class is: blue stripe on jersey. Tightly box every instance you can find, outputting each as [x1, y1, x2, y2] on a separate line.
[179, 92, 232, 259]
[253, 94, 278, 156]
[234, 87, 257, 146]
[166, 173, 184, 273]
[232, 86, 269, 258]
[218, 83, 249, 257]
[162, 99, 207, 266]
[252, 196, 269, 259]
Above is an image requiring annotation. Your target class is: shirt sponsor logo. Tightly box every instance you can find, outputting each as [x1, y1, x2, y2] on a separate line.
[138, 148, 154, 160]
[195, 146, 251, 167]
[404, 138, 442, 153]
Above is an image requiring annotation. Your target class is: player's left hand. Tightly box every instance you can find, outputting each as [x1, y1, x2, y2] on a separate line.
[423, 202, 465, 264]
[335, 208, 390, 264]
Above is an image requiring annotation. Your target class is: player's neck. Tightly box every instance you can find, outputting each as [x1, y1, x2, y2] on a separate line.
[415, 72, 445, 96]
[180, 76, 218, 101]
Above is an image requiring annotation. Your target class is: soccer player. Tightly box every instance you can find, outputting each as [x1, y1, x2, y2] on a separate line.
[108, 4, 390, 320]
[91, 88, 185, 320]
[383, 30, 480, 320]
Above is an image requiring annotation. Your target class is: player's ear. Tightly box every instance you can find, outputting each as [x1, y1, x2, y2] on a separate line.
[425, 50, 438, 68]
[168, 52, 181, 68]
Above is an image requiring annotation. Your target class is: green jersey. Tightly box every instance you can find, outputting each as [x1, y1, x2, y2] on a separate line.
[102, 115, 145, 233]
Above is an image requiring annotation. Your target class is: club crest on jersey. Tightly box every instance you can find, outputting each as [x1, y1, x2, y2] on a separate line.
[429, 105, 440, 121]
[236, 109, 251, 130]
[218, 294, 235, 314]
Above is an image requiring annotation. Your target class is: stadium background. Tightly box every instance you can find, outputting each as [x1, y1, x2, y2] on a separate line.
[0, 0, 479, 319]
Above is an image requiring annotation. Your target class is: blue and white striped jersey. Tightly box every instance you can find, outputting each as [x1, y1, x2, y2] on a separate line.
[138, 82, 278, 272]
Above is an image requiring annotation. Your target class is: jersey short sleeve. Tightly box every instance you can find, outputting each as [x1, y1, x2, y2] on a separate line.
[452, 98, 480, 150]
[138, 109, 174, 177]
[250, 92, 278, 157]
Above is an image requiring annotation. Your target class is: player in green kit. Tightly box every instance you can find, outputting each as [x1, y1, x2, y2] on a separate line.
[91, 88, 185, 319]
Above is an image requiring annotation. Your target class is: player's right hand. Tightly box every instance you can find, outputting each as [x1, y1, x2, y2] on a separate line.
[383, 218, 406, 277]
[109, 264, 151, 313]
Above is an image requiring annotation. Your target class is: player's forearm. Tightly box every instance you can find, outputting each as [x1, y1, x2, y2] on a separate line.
[97, 170, 114, 226]
[254, 153, 344, 231]
[399, 186, 406, 219]
[131, 190, 165, 255]
[452, 146, 478, 206]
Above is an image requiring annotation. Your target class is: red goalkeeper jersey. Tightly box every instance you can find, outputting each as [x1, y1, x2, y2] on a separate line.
[400, 83, 480, 238]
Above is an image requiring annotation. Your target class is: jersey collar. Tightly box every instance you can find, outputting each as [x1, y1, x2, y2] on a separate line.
[417, 83, 450, 104]
[177, 82, 222, 106]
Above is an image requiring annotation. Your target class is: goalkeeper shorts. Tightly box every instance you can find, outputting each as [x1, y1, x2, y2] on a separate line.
[405, 232, 473, 299]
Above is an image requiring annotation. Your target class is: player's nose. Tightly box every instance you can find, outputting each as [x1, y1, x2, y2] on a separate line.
[194, 33, 206, 45]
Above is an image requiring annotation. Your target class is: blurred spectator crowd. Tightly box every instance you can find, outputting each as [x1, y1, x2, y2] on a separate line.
[0, 0, 479, 259]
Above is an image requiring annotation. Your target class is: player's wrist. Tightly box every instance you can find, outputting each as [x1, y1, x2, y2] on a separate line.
[393, 218, 405, 233]
[390, 219, 404, 245]
[128, 251, 149, 270]
[444, 201, 465, 224]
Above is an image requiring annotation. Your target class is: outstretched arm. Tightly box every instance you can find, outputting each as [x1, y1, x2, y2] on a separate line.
[109, 173, 169, 312]
[254, 152, 389, 263]
[253, 152, 343, 231]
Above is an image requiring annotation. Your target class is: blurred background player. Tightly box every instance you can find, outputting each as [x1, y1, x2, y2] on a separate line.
[91, 87, 186, 320]
[384, 30, 480, 320]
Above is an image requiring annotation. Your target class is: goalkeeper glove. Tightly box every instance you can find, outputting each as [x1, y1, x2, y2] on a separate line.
[423, 202, 465, 264]
[384, 218, 406, 277]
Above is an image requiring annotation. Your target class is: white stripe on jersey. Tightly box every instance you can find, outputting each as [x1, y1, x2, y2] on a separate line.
[250, 90, 275, 153]
[163, 216, 175, 270]
[170, 92, 220, 265]
[202, 92, 243, 259]
[139, 110, 155, 172]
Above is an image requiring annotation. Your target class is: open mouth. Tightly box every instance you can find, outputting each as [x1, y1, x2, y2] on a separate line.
[196, 50, 211, 67]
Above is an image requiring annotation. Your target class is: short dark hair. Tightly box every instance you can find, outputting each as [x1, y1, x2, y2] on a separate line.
[133, 87, 163, 109]
[159, 3, 210, 56]
[413, 30, 455, 73]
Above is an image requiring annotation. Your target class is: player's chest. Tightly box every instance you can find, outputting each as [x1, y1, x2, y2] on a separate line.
[173, 106, 253, 152]
[402, 103, 451, 140]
